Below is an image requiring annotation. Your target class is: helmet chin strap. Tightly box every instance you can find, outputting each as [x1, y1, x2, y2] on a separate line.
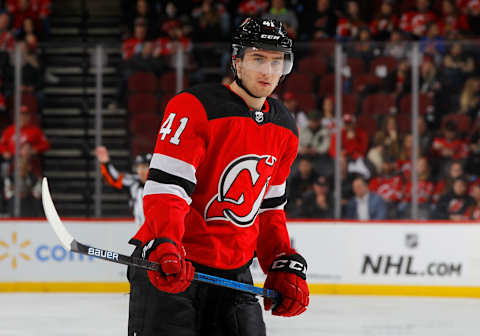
[234, 75, 262, 99]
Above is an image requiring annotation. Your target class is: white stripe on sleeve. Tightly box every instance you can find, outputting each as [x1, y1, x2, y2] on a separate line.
[264, 182, 286, 199]
[143, 180, 192, 204]
[150, 154, 197, 184]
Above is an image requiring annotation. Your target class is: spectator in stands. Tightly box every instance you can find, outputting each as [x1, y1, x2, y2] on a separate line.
[420, 22, 446, 64]
[153, 19, 193, 69]
[397, 156, 435, 219]
[192, 0, 230, 42]
[17, 17, 42, 91]
[397, 133, 413, 178]
[122, 18, 148, 61]
[469, 183, 480, 219]
[344, 175, 387, 220]
[369, 153, 403, 218]
[433, 176, 475, 220]
[299, 0, 338, 40]
[349, 25, 379, 64]
[320, 95, 335, 131]
[419, 54, 442, 96]
[399, 0, 437, 39]
[236, 0, 268, 26]
[443, 42, 475, 93]
[433, 160, 467, 203]
[373, 115, 402, 161]
[466, 127, 480, 177]
[459, 77, 480, 120]
[384, 29, 408, 59]
[431, 120, 469, 171]
[369, 0, 399, 41]
[263, 0, 298, 38]
[299, 109, 331, 159]
[282, 91, 308, 131]
[336, 152, 357, 211]
[0, 105, 49, 161]
[466, 0, 480, 35]
[3, 142, 42, 217]
[367, 134, 384, 176]
[0, 12, 14, 100]
[286, 155, 318, 217]
[439, 0, 470, 37]
[336, 0, 365, 41]
[298, 175, 334, 218]
[329, 113, 371, 178]
[418, 116, 434, 156]
[126, 0, 158, 40]
[8, 0, 39, 37]
[0, 12, 15, 57]
[384, 59, 411, 100]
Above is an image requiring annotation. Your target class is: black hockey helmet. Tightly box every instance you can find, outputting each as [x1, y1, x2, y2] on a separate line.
[134, 153, 152, 166]
[231, 17, 294, 77]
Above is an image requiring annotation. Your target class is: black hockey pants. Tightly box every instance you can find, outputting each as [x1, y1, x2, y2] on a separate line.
[127, 246, 266, 336]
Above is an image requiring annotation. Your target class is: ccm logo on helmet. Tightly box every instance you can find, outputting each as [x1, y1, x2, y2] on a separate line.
[205, 154, 277, 227]
[260, 34, 280, 40]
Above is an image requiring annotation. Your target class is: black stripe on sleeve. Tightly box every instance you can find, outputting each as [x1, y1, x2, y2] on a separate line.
[147, 168, 196, 196]
[260, 194, 287, 210]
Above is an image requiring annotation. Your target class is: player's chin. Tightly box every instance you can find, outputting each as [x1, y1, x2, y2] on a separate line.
[254, 85, 275, 98]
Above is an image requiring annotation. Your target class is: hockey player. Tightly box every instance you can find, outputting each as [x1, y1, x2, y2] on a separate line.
[127, 17, 309, 335]
[95, 145, 151, 228]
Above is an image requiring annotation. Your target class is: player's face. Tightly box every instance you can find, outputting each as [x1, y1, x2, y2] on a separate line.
[237, 49, 284, 97]
[136, 164, 149, 183]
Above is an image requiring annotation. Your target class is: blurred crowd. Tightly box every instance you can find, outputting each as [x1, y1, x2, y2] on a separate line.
[0, 0, 52, 217]
[119, 0, 480, 221]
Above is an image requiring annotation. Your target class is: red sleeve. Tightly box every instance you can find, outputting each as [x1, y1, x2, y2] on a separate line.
[0, 127, 13, 153]
[256, 130, 298, 273]
[31, 127, 50, 153]
[143, 92, 209, 246]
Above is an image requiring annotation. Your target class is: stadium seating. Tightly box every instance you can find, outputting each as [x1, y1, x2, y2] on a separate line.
[128, 72, 157, 92]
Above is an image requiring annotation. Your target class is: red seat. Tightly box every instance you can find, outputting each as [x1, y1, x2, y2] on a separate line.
[362, 93, 397, 116]
[297, 56, 328, 77]
[9, 92, 38, 116]
[370, 56, 399, 76]
[284, 73, 315, 93]
[346, 57, 366, 76]
[158, 71, 189, 94]
[309, 40, 335, 59]
[397, 114, 412, 133]
[342, 94, 358, 115]
[399, 93, 434, 115]
[352, 74, 383, 92]
[295, 93, 318, 111]
[130, 113, 162, 151]
[442, 113, 472, 135]
[318, 73, 335, 97]
[356, 113, 378, 138]
[128, 72, 157, 92]
[128, 93, 158, 114]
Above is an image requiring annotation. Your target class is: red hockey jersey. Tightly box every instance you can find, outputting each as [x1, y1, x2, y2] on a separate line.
[131, 83, 298, 272]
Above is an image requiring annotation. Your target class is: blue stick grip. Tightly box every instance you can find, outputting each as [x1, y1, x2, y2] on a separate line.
[194, 272, 280, 302]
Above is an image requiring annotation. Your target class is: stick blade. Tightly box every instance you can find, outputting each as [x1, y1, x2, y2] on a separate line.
[42, 177, 74, 250]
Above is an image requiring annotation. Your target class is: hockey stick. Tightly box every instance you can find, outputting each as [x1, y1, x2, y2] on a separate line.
[41, 177, 279, 301]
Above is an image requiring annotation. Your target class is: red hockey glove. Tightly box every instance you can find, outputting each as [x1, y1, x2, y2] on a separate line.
[263, 251, 309, 317]
[142, 238, 194, 294]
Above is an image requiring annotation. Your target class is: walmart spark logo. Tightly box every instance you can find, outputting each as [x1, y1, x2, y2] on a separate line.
[0, 232, 31, 269]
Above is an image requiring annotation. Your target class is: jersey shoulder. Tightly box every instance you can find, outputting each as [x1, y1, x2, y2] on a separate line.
[267, 96, 298, 138]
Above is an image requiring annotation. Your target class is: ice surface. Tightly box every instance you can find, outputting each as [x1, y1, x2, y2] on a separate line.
[0, 293, 478, 335]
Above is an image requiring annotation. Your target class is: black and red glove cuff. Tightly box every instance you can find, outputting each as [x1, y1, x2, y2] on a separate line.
[269, 253, 307, 280]
[141, 237, 178, 260]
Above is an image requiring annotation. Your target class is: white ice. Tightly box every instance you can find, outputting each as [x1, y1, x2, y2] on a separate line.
[0, 294, 478, 336]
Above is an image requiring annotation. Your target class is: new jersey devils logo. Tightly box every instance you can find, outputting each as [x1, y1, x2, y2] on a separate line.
[205, 155, 277, 227]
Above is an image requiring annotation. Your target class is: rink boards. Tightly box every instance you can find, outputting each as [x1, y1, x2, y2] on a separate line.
[0, 219, 479, 297]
